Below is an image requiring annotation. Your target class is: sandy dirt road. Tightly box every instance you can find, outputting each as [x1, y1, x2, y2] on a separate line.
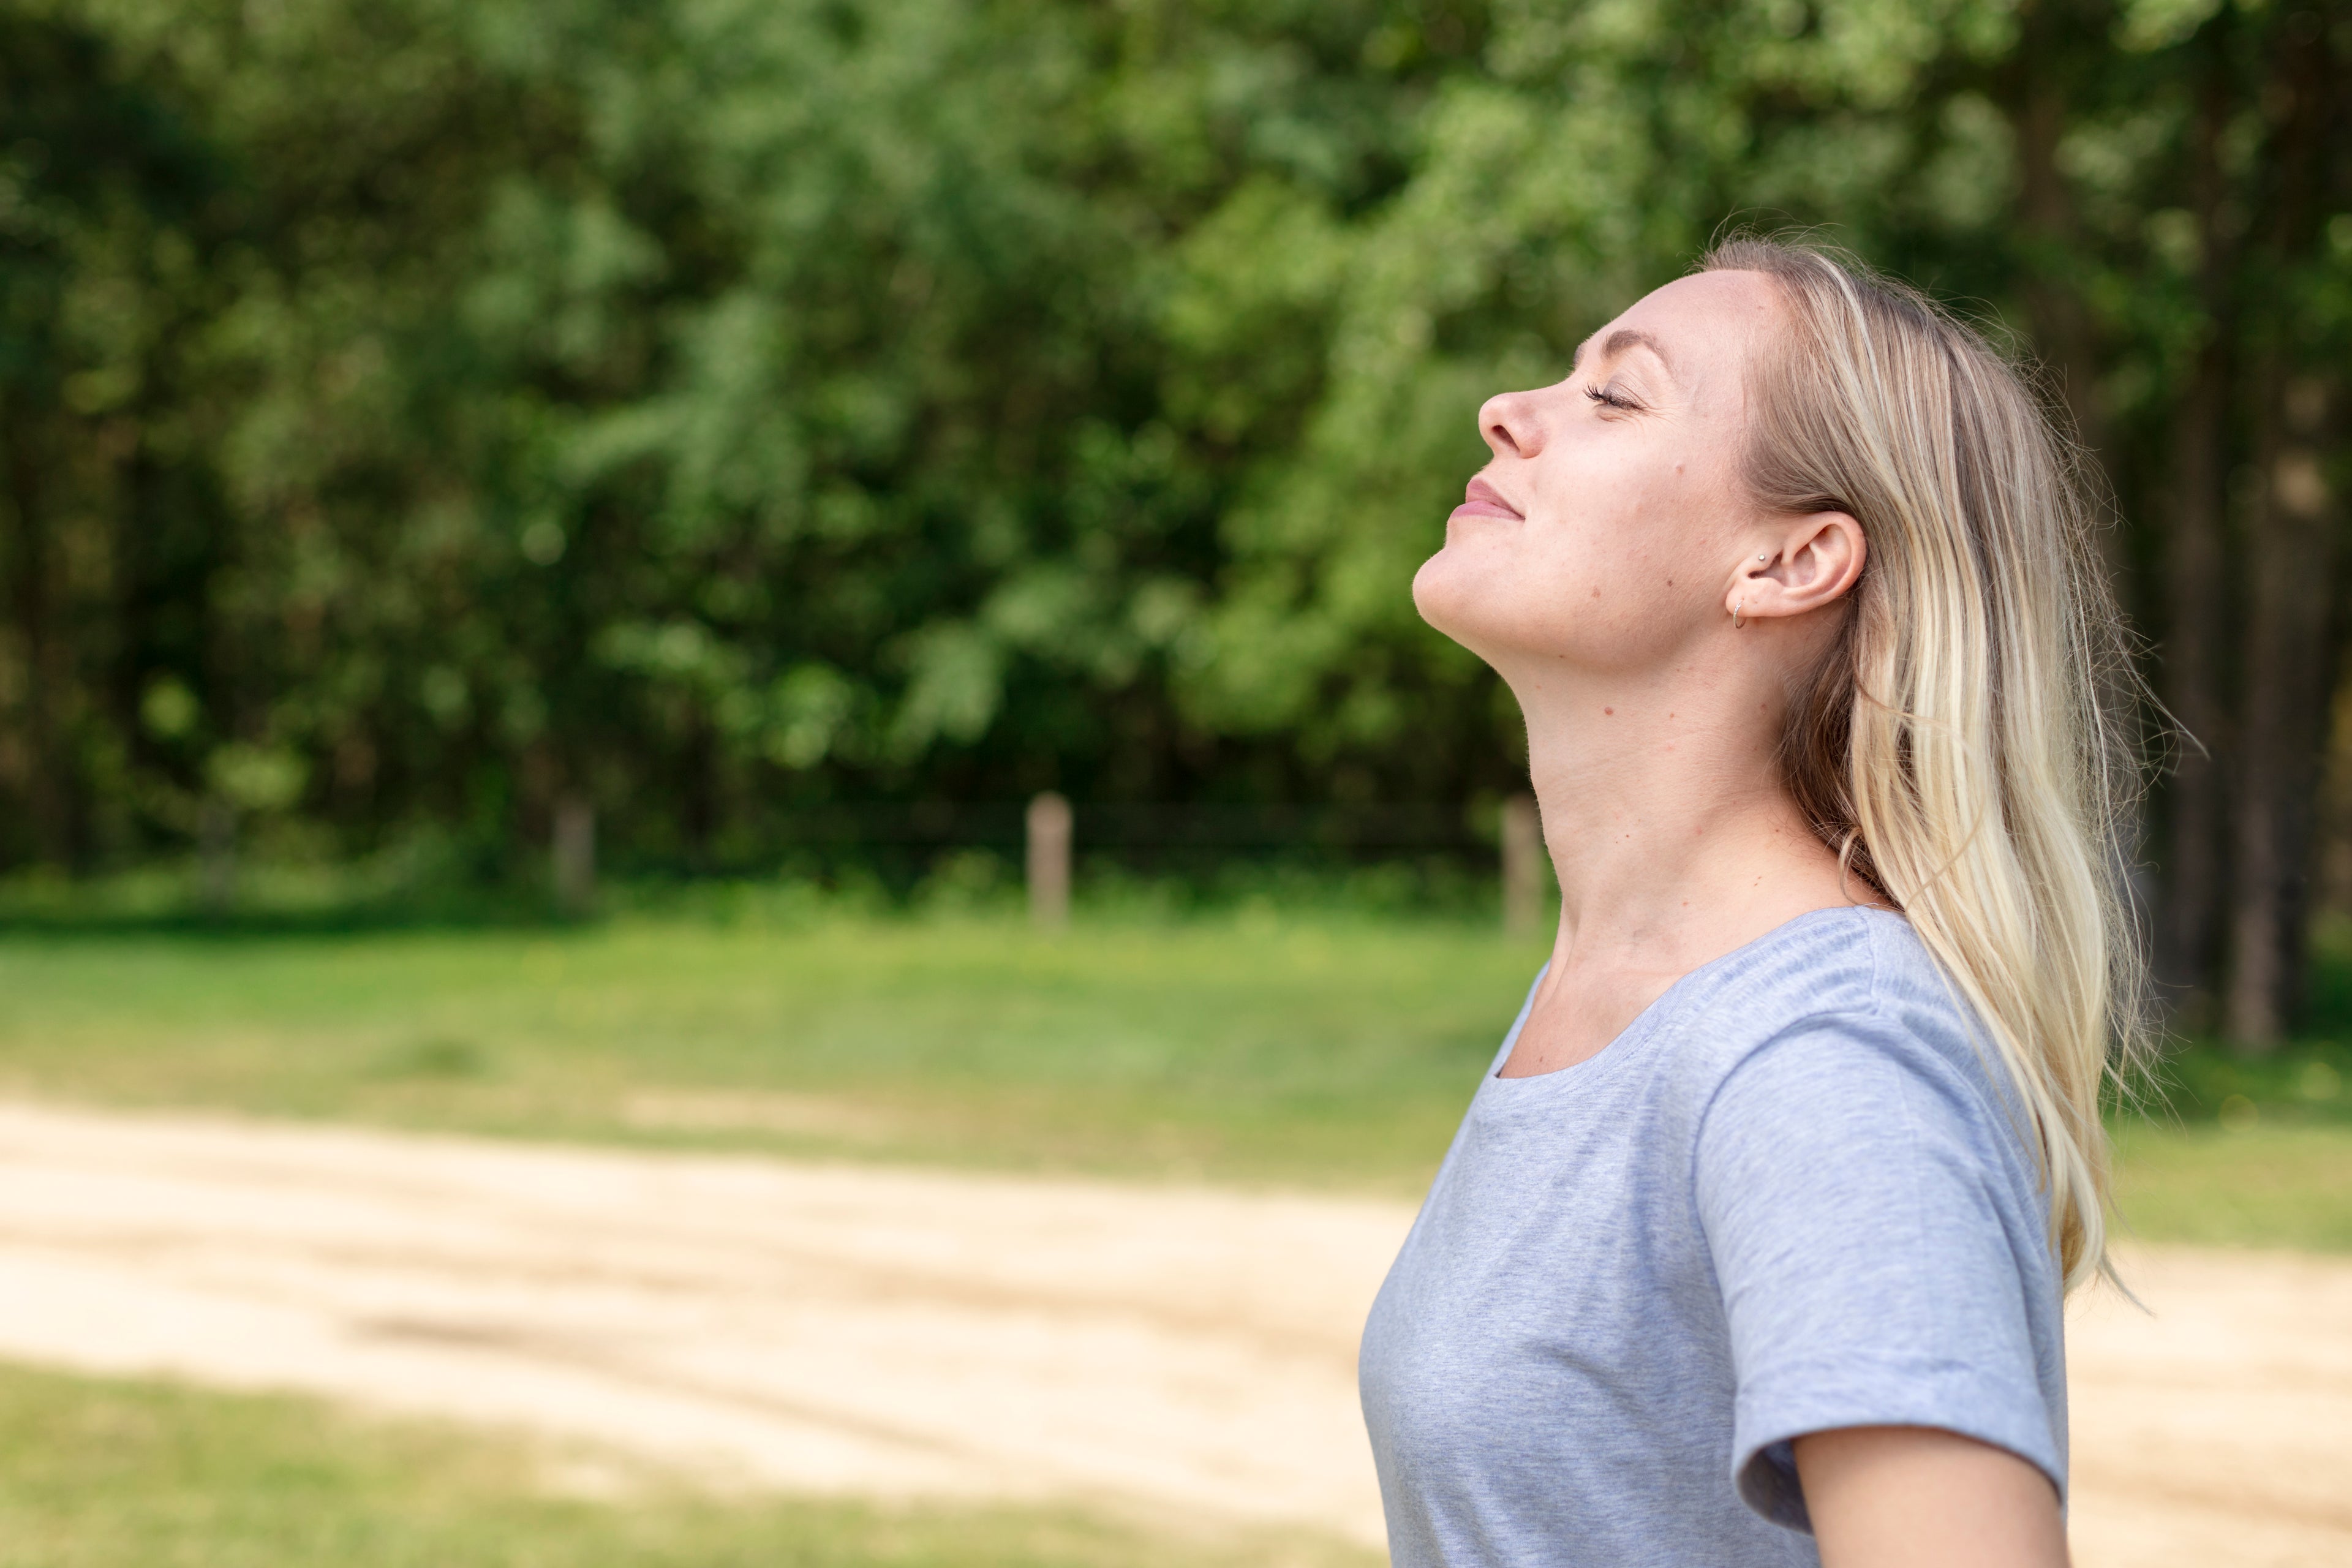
[0, 1101, 2343, 1565]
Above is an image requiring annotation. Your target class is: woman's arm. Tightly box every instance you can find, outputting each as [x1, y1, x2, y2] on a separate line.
[1794, 1425, 2068, 1567]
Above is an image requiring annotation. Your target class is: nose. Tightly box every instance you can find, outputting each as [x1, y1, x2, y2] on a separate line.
[1479, 388, 1546, 460]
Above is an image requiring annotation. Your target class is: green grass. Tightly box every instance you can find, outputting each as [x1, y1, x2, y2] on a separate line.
[0, 904, 1541, 1196]
[2111, 1121, 2352, 1253]
[2108, 990, 2352, 1252]
[0, 900, 2345, 1240]
[0, 1360, 1373, 1568]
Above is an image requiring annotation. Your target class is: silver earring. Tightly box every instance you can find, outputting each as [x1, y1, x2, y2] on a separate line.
[1757, 553, 1768, 562]
[1733, 600, 1744, 630]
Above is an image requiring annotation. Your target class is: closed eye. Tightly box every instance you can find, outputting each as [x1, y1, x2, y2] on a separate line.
[1585, 383, 1641, 412]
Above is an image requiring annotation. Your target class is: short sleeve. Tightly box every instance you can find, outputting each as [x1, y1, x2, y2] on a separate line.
[1694, 1011, 2064, 1533]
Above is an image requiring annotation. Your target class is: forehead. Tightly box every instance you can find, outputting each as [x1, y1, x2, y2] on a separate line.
[1576, 270, 1782, 382]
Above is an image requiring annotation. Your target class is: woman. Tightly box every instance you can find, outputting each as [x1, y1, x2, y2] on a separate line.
[1359, 236, 2146, 1567]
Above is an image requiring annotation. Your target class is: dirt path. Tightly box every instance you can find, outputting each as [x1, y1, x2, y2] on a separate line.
[0, 1101, 2343, 1564]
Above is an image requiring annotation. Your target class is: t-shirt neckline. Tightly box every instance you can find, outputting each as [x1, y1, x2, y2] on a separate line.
[1480, 905, 1876, 1100]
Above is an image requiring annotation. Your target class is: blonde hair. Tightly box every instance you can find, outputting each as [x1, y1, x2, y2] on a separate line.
[1706, 235, 2149, 1292]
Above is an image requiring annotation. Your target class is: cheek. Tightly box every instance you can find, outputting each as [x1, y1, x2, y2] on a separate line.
[1534, 464, 1734, 637]
[1415, 508, 1717, 666]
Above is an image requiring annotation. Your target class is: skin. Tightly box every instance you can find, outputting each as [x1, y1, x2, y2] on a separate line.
[1796, 1426, 2069, 1568]
[1413, 270, 2067, 1566]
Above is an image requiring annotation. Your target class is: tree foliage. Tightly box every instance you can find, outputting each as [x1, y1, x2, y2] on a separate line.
[2, 0, 2348, 1033]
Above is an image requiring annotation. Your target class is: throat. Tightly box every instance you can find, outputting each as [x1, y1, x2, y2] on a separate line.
[1496, 961, 1684, 1079]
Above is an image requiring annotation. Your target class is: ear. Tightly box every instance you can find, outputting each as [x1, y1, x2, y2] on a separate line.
[1727, 513, 1865, 624]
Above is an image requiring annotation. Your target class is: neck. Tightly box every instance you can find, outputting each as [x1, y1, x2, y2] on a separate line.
[1509, 658, 1855, 979]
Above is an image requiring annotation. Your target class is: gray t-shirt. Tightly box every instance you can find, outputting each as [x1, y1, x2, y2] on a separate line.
[1359, 906, 2066, 1567]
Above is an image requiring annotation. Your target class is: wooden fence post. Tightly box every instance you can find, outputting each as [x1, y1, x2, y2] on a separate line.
[1027, 791, 1071, 930]
[1501, 793, 1544, 937]
[197, 798, 236, 918]
[554, 794, 596, 916]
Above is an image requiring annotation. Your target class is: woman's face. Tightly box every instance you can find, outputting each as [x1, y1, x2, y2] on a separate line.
[1412, 269, 1787, 677]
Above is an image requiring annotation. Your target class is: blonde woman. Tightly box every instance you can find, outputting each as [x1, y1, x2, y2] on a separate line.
[1359, 236, 2143, 1567]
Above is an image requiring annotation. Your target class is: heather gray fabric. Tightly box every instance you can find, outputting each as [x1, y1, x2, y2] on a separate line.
[1359, 906, 2066, 1567]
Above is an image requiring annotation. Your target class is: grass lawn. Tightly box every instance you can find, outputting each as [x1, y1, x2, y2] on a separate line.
[0, 900, 2343, 1238]
[0, 905, 1542, 1195]
[0, 1359, 1373, 1568]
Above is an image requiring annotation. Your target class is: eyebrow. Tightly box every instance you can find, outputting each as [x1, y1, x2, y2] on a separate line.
[1571, 328, 1675, 379]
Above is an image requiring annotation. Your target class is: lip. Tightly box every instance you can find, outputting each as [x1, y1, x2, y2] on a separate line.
[1449, 476, 1523, 522]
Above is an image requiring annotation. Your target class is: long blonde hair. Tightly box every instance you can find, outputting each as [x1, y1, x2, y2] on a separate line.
[1706, 235, 2150, 1292]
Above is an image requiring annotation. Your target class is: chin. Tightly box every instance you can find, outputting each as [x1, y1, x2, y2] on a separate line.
[1412, 546, 1476, 638]
[1412, 543, 1523, 657]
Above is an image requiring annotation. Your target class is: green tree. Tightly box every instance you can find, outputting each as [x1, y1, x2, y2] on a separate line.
[3, 0, 2348, 1049]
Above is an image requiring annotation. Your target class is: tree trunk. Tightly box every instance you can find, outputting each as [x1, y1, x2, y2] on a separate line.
[2160, 349, 2231, 1013]
[2154, 48, 2234, 1017]
[2005, 5, 2121, 576]
[2219, 22, 2339, 1050]
[4, 411, 69, 867]
[2225, 379, 2337, 1047]
[2015, 92, 2109, 474]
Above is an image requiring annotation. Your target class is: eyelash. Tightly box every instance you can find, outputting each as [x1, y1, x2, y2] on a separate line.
[1585, 383, 1638, 412]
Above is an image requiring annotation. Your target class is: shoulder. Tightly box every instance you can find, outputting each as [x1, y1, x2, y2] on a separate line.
[1684, 911, 2044, 1223]
[1648, 905, 1921, 1079]
[1649, 907, 2010, 1144]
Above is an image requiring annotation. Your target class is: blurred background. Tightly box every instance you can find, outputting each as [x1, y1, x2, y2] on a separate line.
[0, 0, 2348, 1564]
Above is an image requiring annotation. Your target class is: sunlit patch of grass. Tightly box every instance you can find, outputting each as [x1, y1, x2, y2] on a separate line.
[0, 1360, 1375, 1568]
[2104, 985, 2352, 1251]
[2109, 1120, 2352, 1253]
[0, 907, 1541, 1195]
